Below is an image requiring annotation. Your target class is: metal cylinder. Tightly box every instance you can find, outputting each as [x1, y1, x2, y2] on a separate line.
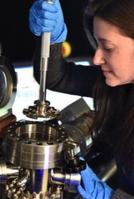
[0, 161, 19, 184]
[61, 115, 93, 156]
[5, 121, 68, 169]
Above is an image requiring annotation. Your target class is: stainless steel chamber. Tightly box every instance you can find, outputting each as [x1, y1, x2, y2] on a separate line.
[0, 55, 117, 199]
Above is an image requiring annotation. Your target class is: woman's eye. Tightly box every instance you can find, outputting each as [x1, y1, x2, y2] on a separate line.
[103, 47, 114, 52]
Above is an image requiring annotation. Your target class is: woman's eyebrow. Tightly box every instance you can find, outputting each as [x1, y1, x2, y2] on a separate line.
[98, 38, 112, 43]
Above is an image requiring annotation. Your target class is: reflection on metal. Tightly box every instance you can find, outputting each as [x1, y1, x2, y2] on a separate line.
[23, 99, 60, 120]
[1, 114, 91, 198]
[5, 121, 67, 169]
[98, 159, 117, 182]
[6, 169, 29, 199]
[0, 161, 19, 184]
[0, 56, 17, 118]
[50, 168, 81, 192]
[0, 114, 16, 138]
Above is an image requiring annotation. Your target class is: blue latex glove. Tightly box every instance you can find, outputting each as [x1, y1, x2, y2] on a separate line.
[78, 161, 115, 199]
[29, 0, 67, 43]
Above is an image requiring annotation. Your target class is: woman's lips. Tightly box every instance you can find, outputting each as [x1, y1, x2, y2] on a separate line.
[102, 70, 112, 76]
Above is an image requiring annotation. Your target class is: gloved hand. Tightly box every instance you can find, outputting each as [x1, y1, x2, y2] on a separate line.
[78, 160, 115, 199]
[29, 0, 67, 43]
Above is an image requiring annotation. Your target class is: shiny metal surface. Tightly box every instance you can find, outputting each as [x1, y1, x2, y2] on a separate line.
[0, 161, 19, 184]
[6, 169, 29, 198]
[0, 114, 16, 138]
[98, 159, 117, 182]
[39, 0, 52, 102]
[50, 169, 81, 193]
[5, 121, 68, 169]
[23, 100, 60, 120]
[0, 56, 17, 118]
[62, 115, 93, 156]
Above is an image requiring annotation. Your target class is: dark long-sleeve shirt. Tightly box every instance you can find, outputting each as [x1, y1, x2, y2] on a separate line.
[33, 41, 100, 97]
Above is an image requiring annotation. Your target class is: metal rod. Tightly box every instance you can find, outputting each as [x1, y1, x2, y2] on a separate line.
[39, 0, 52, 102]
[41, 169, 49, 196]
[39, 32, 51, 102]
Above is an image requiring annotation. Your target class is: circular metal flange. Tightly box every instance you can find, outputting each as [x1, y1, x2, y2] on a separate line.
[0, 55, 17, 118]
[5, 120, 68, 169]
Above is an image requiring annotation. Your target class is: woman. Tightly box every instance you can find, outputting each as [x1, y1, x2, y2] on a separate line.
[29, 0, 134, 198]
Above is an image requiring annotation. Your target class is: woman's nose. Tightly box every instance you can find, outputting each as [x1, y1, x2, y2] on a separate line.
[93, 48, 106, 65]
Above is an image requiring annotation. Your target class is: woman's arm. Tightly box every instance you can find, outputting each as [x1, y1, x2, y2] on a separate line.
[33, 39, 100, 97]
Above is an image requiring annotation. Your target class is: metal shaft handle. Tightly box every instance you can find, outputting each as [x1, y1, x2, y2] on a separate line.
[39, 0, 53, 102]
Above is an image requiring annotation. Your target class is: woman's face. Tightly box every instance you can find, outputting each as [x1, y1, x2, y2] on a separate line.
[93, 17, 134, 87]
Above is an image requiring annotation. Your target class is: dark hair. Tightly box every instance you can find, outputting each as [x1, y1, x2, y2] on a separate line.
[84, 0, 134, 39]
[84, 0, 134, 158]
